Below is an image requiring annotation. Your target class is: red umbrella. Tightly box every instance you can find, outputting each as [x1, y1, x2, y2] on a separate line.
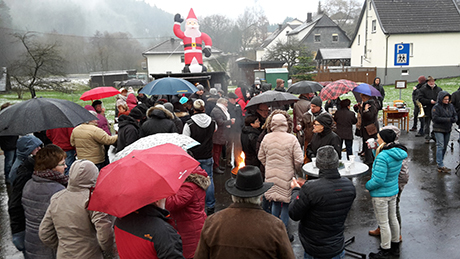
[80, 87, 120, 101]
[319, 79, 359, 101]
[87, 143, 200, 218]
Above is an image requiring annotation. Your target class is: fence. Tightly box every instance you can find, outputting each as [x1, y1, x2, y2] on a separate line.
[314, 67, 377, 84]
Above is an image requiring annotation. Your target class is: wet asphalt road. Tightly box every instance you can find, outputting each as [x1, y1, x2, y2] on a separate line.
[1, 123, 460, 258]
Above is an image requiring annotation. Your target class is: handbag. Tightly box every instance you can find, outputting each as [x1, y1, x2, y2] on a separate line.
[364, 123, 378, 136]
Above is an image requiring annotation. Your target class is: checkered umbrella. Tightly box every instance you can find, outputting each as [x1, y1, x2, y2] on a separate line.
[319, 79, 359, 101]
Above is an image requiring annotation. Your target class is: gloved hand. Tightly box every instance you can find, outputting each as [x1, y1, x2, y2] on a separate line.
[12, 231, 25, 251]
[174, 14, 183, 23]
[203, 47, 212, 57]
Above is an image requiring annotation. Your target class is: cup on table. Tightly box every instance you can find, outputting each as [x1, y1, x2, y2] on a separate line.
[312, 158, 317, 168]
[349, 155, 355, 164]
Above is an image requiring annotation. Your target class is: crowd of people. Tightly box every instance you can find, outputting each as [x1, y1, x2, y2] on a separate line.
[2, 75, 457, 258]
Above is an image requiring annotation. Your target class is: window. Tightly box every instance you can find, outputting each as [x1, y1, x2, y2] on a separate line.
[358, 34, 360, 45]
[401, 69, 409, 76]
[369, 1, 372, 10]
[314, 34, 321, 42]
[332, 34, 338, 42]
[372, 20, 377, 33]
[181, 55, 185, 63]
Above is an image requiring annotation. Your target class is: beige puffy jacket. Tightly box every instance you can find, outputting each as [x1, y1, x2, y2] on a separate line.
[259, 113, 303, 203]
[70, 123, 118, 164]
[39, 160, 115, 259]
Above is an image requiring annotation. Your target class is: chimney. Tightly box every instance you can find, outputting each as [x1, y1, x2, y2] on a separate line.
[170, 38, 175, 44]
[307, 13, 312, 23]
[278, 24, 282, 31]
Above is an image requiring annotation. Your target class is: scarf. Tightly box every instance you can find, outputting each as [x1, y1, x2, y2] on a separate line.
[33, 169, 69, 186]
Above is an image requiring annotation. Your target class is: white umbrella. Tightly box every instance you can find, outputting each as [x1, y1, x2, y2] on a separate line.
[111, 133, 200, 162]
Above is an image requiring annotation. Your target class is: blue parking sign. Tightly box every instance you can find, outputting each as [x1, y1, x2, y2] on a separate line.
[394, 43, 410, 66]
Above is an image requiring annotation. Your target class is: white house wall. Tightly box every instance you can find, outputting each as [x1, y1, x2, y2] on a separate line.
[257, 26, 293, 61]
[351, 1, 460, 83]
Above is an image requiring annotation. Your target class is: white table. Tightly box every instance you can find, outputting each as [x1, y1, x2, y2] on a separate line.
[302, 161, 369, 178]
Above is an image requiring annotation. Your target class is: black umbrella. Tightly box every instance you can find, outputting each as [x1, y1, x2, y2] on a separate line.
[0, 98, 97, 136]
[245, 91, 299, 109]
[287, 80, 323, 94]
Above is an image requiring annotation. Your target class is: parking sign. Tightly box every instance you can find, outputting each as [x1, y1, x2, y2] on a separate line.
[394, 43, 410, 66]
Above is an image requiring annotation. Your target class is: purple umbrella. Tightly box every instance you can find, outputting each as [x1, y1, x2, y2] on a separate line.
[352, 83, 382, 97]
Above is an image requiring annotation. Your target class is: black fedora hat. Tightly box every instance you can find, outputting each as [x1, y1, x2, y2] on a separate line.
[225, 166, 273, 198]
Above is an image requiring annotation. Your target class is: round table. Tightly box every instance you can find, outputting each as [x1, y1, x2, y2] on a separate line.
[301, 161, 369, 178]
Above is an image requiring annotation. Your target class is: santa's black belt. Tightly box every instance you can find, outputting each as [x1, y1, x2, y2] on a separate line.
[184, 43, 202, 48]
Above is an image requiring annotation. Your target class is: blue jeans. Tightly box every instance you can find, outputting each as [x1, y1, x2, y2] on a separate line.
[197, 158, 215, 209]
[271, 201, 289, 231]
[65, 150, 76, 176]
[304, 250, 345, 259]
[343, 139, 353, 158]
[434, 132, 450, 167]
[3, 149, 16, 182]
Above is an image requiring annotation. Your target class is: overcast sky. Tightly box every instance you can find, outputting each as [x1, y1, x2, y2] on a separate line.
[144, 0, 323, 24]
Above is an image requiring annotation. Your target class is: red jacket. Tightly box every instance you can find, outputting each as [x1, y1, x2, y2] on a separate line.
[126, 93, 138, 111]
[234, 87, 248, 116]
[46, 128, 75, 151]
[165, 167, 209, 259]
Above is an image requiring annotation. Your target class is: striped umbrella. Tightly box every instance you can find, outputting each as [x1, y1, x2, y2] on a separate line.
[319, 79, 359, 101]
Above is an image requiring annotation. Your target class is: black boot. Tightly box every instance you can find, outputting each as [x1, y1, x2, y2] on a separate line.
[369, 247, 391, 259]
[391, 242, 400, 256]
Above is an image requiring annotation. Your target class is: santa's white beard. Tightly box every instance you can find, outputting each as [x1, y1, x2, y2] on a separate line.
[184, 26, 201, 38]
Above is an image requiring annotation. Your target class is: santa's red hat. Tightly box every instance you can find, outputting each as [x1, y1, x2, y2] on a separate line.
[187, 8, 197, 21]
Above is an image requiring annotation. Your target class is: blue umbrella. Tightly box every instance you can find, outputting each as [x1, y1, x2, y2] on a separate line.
[140, 77, 198, 95]
[352, 83, 382, 97]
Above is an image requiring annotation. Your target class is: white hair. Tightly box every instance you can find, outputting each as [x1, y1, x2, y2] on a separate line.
[231, 194, 263, 205]
[217, 98, 228, 105]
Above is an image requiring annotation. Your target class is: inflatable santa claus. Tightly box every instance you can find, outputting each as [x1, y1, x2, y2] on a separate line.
[174, 8, 212, 73]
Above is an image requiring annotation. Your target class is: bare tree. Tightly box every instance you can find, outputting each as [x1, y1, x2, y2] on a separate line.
[322, 0, 362, 37]
[199, 14, 240, 53]
[264, 38, 310, 75]
[9, 32, 67, 98]
[237, 7, 269, 55]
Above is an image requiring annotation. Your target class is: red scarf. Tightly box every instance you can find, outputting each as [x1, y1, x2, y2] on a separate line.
[33, 169, 69, 186]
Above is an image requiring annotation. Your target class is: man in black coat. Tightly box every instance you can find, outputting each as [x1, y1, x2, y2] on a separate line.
[417, 76, 442, 143]
[227, 92, 244, 172]
[139, 105, 177, 137]
[289, 145, 356, 259]
[116, 113, 141, 153]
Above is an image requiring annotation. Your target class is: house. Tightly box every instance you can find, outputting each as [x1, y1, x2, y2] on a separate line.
[315, 48, 351, 69]
[142, 38, 222, 76]
[350, 0, 460, 84]
[287, 13, 351, 54]
[255, 19, 303, 61]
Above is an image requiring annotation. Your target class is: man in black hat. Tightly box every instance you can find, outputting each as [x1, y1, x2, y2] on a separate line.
[290, 145, 356, 259]
[417, 76, 442, 143]
[195, 166, 295, 259]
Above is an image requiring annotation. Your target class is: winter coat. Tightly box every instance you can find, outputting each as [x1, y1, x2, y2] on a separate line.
[9, 135, 43, 184]
[333, 109, 357, 140]
[140, 106, 177, 137]
[165, 168, 210, 259]
[306, 128, 342, 160]
[240, 126, 261, 167]
[417, 83, 442, 117]
[46, 128, 74, 152]
[432, 91, 457, 133]
[70, 123, 118, 165]
[450, 87, 460, 123]
[8, 157, 35, 235]
[39, 160, 114, 259]
[412, 82, 425, 103]
[85, 105, 111, 135]
[259, 114, 303, 203]
[126, 93, 138, 111]
[300, 109, 329, 147]
[194, 203, 295, 259]
[183, 113, 216, 160]
[380, 125, 409, 191]
[293, 97, 311, 128]
[289, 168, 356, 258]
[366, 145, 408, 197]
[0, 135, 18, 151]
[210, 105, 232, 145]
[114, 205, 184, 259]
[228, 102, 244, 133]
[359, 98, 379, 140]
[205, 96, 218, 116]
[22, 174, 67, 258]
[372, 77, 385, 110]
[116, 115, 140, 152]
